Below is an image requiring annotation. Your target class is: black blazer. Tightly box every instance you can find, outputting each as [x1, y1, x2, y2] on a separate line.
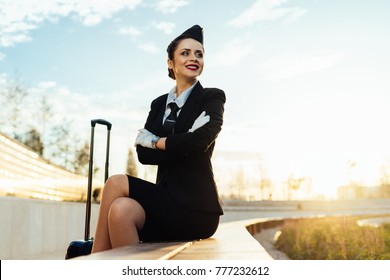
[136, 82, 225, 214]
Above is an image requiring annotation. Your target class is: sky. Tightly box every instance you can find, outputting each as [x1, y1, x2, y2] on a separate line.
[1, 0, 390, 199]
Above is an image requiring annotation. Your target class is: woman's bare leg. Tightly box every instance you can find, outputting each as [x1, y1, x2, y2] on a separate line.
[108, 197, 145, 248]
[91, 174, 145, 253]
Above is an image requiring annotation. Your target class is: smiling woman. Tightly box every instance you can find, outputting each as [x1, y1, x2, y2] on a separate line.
[90, 25, 226, 255]
[166, 27, 204, 82]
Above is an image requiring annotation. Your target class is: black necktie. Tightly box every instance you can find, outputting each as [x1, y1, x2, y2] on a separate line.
[163, 102, 180, 134]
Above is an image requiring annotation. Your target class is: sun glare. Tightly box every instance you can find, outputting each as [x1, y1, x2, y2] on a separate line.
[216, 83, 390, 200]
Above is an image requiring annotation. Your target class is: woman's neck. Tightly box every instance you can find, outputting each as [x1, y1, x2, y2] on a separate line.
[175, 78, 197, 97]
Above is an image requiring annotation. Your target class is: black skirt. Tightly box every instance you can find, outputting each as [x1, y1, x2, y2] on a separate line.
[127, 175, 220, 242]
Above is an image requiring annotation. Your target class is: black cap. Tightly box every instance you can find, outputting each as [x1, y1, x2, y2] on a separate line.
[177, 25, 203, 44]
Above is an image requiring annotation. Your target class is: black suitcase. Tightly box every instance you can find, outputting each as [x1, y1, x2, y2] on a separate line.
[65, 119, 112, 259]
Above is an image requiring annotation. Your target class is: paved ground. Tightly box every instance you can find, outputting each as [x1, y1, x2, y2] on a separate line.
[253, 226, 290, 260]
[357, 217, 390, 227]
[16, 251, 66, 260]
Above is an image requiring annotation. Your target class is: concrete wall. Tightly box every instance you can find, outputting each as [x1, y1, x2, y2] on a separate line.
[0, 196, 99, 260]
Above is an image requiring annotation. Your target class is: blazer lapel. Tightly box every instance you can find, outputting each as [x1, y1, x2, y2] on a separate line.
[175, 82, 204, 133]
[149, 94, 169, 136]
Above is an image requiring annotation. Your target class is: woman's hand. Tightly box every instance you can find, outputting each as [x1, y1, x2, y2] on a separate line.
[135, 129, 157, 149]
[188, 111, 210, 132]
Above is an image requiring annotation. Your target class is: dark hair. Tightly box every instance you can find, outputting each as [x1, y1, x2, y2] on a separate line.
[167, 35, 185, 80]
[166, 35, 204, 80]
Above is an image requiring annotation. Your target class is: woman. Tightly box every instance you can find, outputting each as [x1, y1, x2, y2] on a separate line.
[92, 25, 226, 253]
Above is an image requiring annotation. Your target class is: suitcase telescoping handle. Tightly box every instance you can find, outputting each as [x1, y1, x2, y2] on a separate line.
[91, 119, 112, 182]
[91, 119, 112, 130]
[85, 119, 112, 241]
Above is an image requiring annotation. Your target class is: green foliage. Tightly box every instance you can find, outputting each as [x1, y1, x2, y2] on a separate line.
[275, 216, 390, 260]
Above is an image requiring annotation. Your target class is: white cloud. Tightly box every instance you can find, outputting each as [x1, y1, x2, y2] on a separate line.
[155, 0, 189, 13]
[118, 26, 142, 36]
[261, 50, 346, 82]
[82, 14, 103, 26]
[0, 73, 7, 86]
[0, 33, 32, 47]
[228, 0, 307, 27]
[0, 0, 143, 47]
[38, 81, 57, 89]
[2, 21, 37, 33]
[210, 38, 255, 67]
[154, 22, 175, 34]
[282, 7, 307, 25]
[74, 0, 143, 25]
[138, 42, 160, 54]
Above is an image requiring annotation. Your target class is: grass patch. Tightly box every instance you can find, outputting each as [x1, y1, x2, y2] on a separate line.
[275, 216, 390, 260]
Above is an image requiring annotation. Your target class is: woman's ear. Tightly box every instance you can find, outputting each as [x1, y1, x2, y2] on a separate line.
[167, 59, 175, 80]
[167, 58, 173, 69]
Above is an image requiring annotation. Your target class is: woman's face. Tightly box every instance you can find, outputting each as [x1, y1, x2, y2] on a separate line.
[168, 38, 204, 82]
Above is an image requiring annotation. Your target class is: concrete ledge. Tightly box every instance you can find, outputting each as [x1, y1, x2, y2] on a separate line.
[76, 241, 194, 260]
[171, 219, 275, 260]
[78, 219, 277, 260]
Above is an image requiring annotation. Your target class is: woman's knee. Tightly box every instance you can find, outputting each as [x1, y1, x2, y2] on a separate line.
[108, 197, 145, 228]
[103, 174, 129, 197]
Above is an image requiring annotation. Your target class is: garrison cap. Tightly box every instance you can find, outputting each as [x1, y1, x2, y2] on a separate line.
[176, 25, 203, 44]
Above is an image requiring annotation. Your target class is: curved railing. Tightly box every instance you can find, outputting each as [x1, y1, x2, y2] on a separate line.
[0, 131, 102, 201]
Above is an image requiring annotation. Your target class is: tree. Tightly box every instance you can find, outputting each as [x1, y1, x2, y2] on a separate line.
[258, 162, 272, 200]
[0, 77, 28, 139]
[73, 141, 90, 175]
[379, 162, 390, 198]
[0, 74, 91, 175]
[36, 94, 53, 140]
[229, 168, 246, 200]
[286, 175, 305, 200]
[126, 148, 138, 176]
[23, 128, 44, 156]
[48, 120, 80, 172]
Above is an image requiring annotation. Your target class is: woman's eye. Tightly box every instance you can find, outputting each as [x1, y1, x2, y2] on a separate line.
[196, 52, 203, 58]
[181, 51, 189, 56]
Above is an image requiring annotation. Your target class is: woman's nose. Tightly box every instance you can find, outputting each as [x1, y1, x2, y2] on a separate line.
[189, 53, 198, 61]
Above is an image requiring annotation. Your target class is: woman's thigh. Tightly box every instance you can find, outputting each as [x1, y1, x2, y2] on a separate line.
[127, 176, 220, 242]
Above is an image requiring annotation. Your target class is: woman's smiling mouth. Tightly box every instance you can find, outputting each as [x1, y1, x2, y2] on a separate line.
[186, 64, 199, 70]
